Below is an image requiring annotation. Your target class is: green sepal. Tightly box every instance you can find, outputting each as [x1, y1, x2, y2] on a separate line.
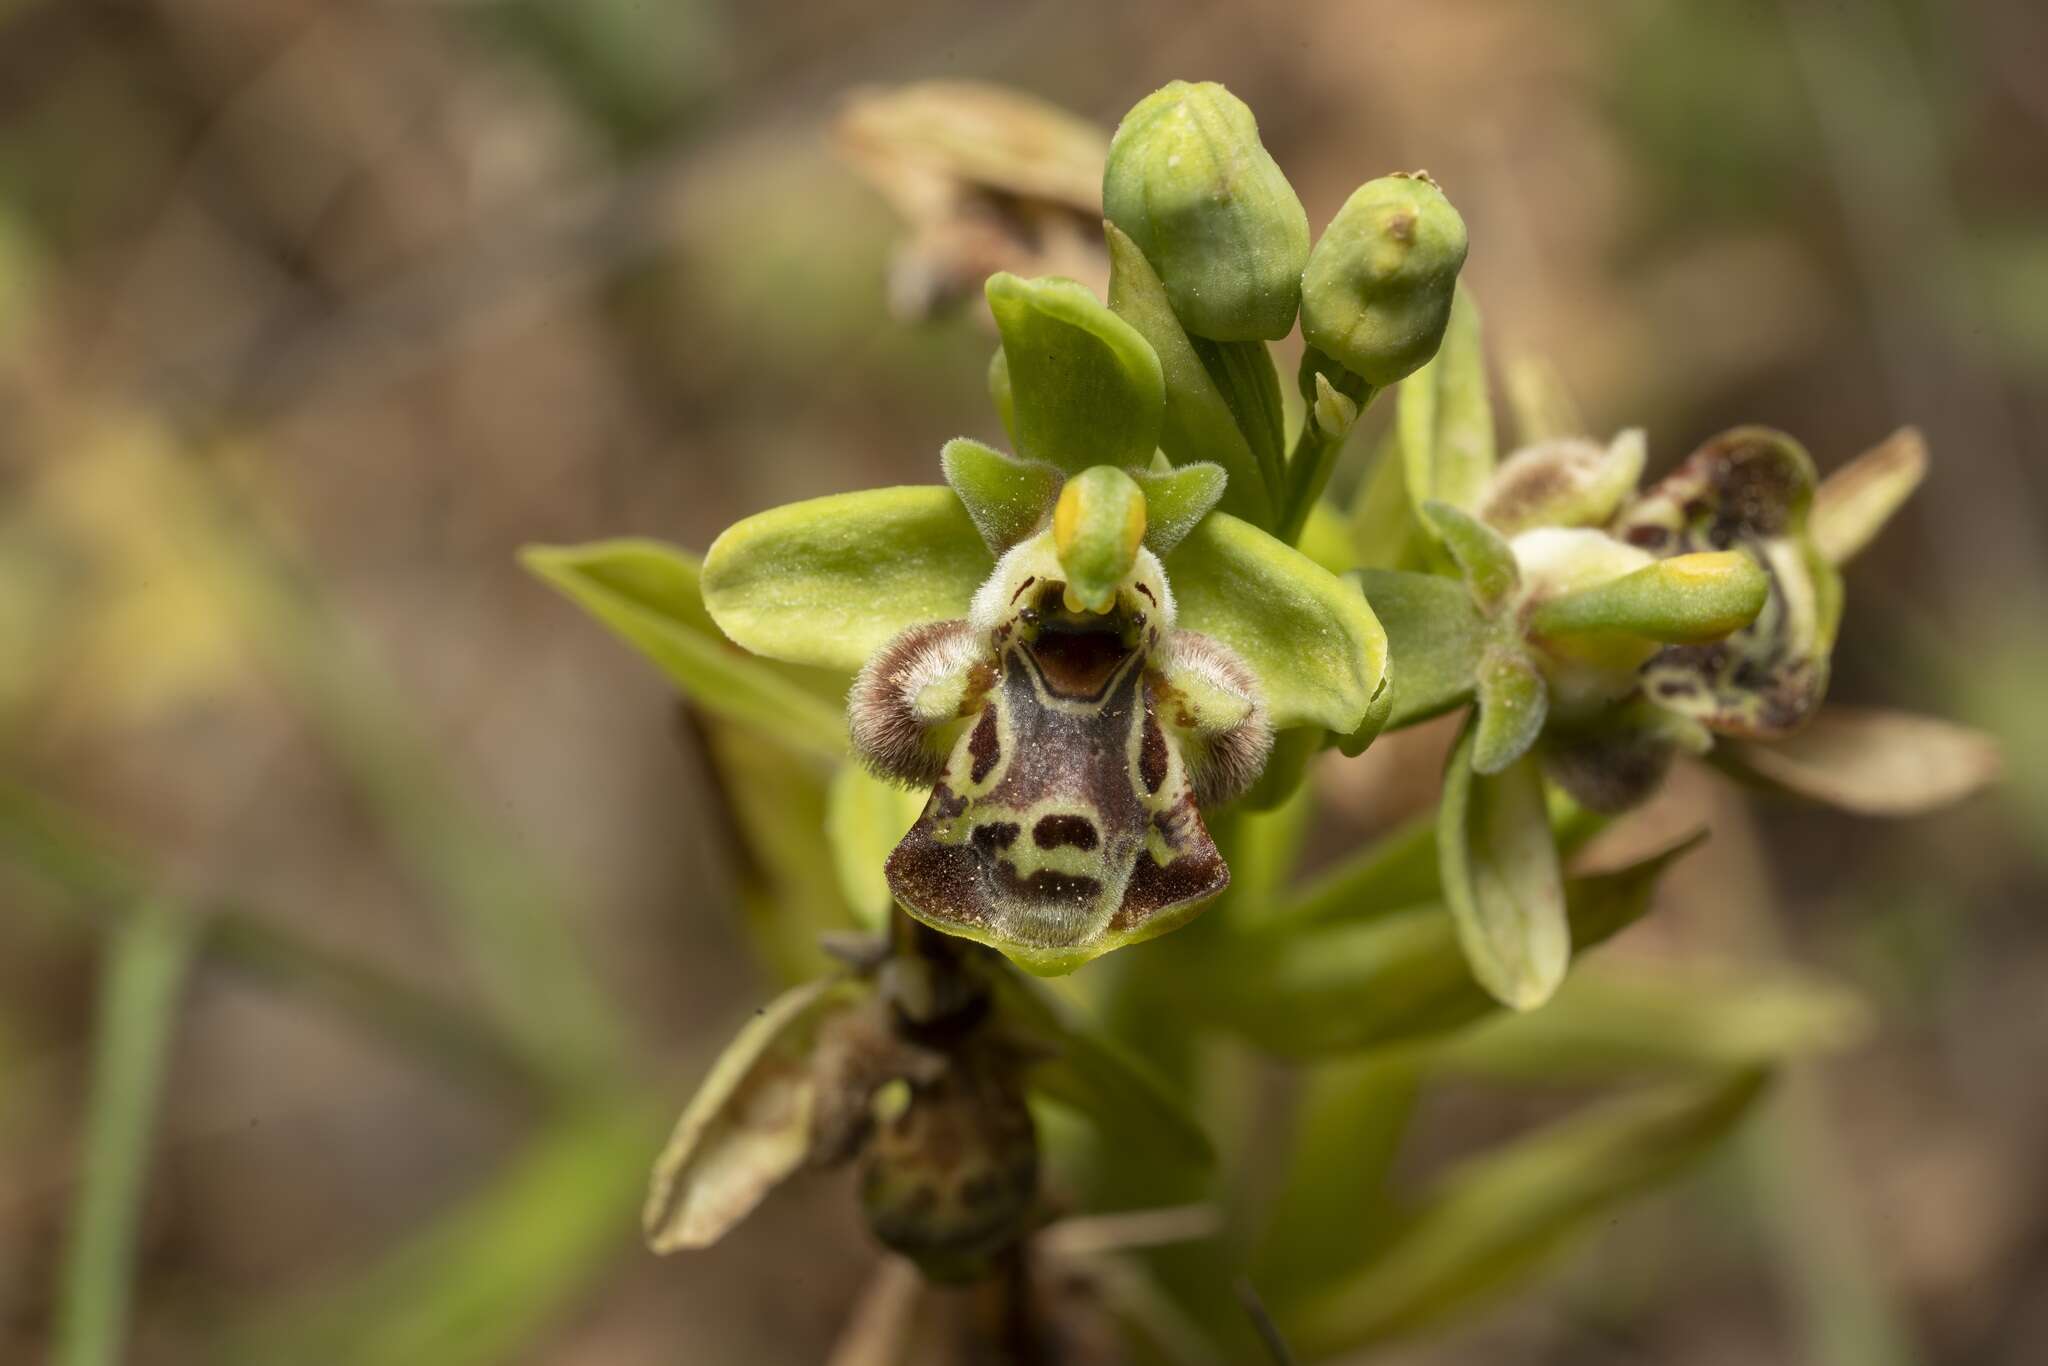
[1529, 551, 1769, 646]
[1352, 569, 1488, 729]
[986, 272, 1165, 473]
[1127, 461, 1227, 556]
[1105, 221, 1272, 525]
[1471, 647, 1548, 775]
[1168, 513, 1387, 733]
[939, 437, 1062, 553]
[1440, 723, 1567, 1010]
[644, 977, 857, 1252]
[1285, 1070, 1770, 1355]
[521, 540, 848, 761]
[1397, 283, 1493, 517]
[700, 487, 992, 674]
[1421, 500, 1518, 612]
[824, 765, 924, 933]
[1335, 674, 1395, 758]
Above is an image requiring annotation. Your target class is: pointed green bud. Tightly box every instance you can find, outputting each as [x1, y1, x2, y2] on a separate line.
[1530, 551, 1770, 647]
[1301, 172, 1468, 386]
[1053, 465, 1147, 612]
[1104, 80, 1311, 341]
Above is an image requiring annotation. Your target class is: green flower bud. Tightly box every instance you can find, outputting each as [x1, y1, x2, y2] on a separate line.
[1301, 172, 1469, 387]
[1103, 81, 1311, 342]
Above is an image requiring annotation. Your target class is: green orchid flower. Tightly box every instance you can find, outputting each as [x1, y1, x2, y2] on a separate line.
[705, 273, 1384, 975]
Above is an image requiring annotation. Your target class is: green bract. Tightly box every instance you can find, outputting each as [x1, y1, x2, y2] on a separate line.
[1103, 80, 1311, 341]
[1302, 172, 1470, 387]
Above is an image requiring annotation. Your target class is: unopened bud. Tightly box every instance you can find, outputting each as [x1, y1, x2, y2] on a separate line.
[1301, 172, 1468, 387]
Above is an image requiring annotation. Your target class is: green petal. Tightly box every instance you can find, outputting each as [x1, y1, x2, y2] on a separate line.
[1128, 462, 1227, 556]
[1105, 222, 1273, 523]
[1398, 284, 1494, 518]
[1168, 512, 1387, 733]
[1440, 725, 1567, 1010]
[940, 437, 1061, 553]
[986, 272, 1164, 474]
[1530, 551, 1768, 646]
[825, 764, 924, 932]
[701, 487, 992, 673]
[522, 540, 847, 761]
[1471, 647, 1548, 775]
[644, 978, 854, 1252]
[1352, 569, 1487, 728]
[1421, 500, 1518, 612]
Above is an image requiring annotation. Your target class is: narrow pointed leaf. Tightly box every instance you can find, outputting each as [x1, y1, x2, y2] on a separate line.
[1353, 569, 1487, 728]
[1471, 647, 1548, 774]
[1715, 706, 2000, 816]
[1216, 837, 1696, 1056]
[1106, 222, 1272, 523]
[1168, 513, 1387, 732]
[992, 971, 1214, 1170]
[987, 272, 1164, 473]
[940, 437, 1061, 553]
[700, 487, 992, 673]
[1440, 726, 1568, 1010]
[1398, 284, 1493, 518]
[1812, 426, 1926, 566]
[522, 540, 847, 760]
[1287, 1071, 1771, 1354]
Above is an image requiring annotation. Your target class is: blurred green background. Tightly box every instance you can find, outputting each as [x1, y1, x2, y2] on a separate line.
[1, 0, 2042, 1361]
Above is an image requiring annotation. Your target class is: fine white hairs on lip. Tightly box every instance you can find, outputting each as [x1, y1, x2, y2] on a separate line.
[848, 619, 983, 786]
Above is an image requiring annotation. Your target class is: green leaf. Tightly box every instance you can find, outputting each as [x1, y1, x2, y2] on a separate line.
[522, 540, 847, 761]
[1429, 964, 1870, 1080]
[1348, 427, 1424, 571]
[1398, 284, 1493, 517]
[992, 971, 1214, 1171]
[1714, 706, 2001, 817]
[824, 765, 924, 933]
[940, 437, 1061, 553]
[1286, 1071, 1771, 1354]
[1352, 569, 1487, 728]
[1105, 222, 1272, 525]
[1168, 513, 1387, 733]
[700, 487, 992, 674]
[1421, 500, 1518, 611]
[1215, 838, 1693, 1056]
[1530, 551, 1769, 645]
[1471, 647, 1548, 775]
[986, 272, 1165, 473]
[1128, 462, 1228, 555]
[56, 900, 198, 1366]
[645, 979, 854, 1252]
[1811, 426, 1926, 567]
[1192, 334, 1288, 496]
[1440, 727, 1567, 1009]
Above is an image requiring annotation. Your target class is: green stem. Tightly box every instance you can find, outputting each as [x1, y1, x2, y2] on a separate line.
[1275, 379, 1377, 544]
[54, 899, 199, 1366]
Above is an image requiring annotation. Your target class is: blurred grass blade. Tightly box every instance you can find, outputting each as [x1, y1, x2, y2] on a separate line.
[1429, 964, 1872, 1080]
[1288, 1071, 1772, 1355]
[55, 900, 199, 1366]
[1251, 1056, 1419, 1299]
[223, 1100, 664, 1366]
[1439, 728, 1568, 1010]
[523, 539, 849, 761]
[1218, 836, 1696, 1056]
[1714, 706, 2000, 817]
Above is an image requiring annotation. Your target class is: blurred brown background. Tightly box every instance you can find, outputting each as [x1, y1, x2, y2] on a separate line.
[1, 0, 2043, 1361]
